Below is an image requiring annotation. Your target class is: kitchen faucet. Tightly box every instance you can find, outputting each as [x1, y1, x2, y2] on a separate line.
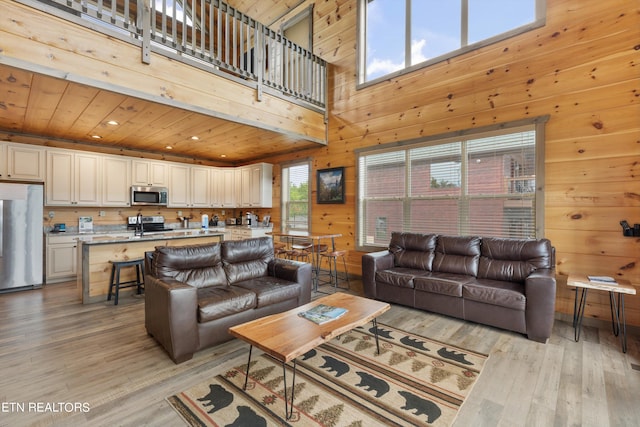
[136, 213, 144, 237]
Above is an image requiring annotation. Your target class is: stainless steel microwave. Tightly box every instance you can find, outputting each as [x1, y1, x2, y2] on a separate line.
[130, 186, 168, 206]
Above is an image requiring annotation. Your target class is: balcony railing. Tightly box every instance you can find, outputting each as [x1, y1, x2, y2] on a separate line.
[23, 0, 327, 110]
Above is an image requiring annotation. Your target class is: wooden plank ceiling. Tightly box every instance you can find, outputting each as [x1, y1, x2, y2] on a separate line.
[0, 0, 318, 165]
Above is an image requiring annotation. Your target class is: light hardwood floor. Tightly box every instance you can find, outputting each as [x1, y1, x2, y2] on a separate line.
[0, 281, 639, 427]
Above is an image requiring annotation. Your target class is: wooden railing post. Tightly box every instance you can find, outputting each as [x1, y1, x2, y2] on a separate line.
[139, 0, 151, 64]
[256, 23, 264, 102]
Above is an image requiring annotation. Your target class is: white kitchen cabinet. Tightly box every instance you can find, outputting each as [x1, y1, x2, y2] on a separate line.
[239, 163, 272, 208]
[46, 234, 78, 283]
[46, 149, 101, 206]
[102, 156, 131, 206]
[210, 168, 222, 207]
[0, 142, 45, 181]
[229, 227, 270, 241]
[221, 167, 237, 208]
[168, 163, 190, 207]
[191, 166, 211, 207]
[131, 159, 168, 187]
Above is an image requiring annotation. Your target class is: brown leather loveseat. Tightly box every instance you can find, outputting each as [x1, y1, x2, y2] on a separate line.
[145, 237, 312, 363]
[362, 232, 556, 342]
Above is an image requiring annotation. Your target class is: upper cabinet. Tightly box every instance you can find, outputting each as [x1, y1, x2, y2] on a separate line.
[191, 166, 212, 208]
[221, 168, 237, 208]
[210, 168, 223, 207]
[46, 149, 101, 206]
[12, 142, 272, 209]
[131, 159, 168, 187]
[239, 163, 272, 208]
[167, 163, 190, 207]
[0, 142, 45, 181]
[102, 156, 131, 206]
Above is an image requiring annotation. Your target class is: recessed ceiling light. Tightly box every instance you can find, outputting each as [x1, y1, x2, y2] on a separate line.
[165, 146, 173, 150]
[191, 136, 199, 141]
[107, 120, 119, 126]
[91, 135, 102, 139]
[220, 154, 227, 158]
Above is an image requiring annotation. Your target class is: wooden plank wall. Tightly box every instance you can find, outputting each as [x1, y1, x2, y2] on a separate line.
[255, 0, 640, 326]
[0, 1, 326, 146]
[1, 0, 637, 327]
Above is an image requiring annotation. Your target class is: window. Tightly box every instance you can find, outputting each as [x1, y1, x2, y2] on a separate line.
[358, 0, 545, 84]
[356, 118, 547, 250]
[281, 161, 311, 232]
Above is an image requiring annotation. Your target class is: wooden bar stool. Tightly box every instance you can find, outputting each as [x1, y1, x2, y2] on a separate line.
[108, 258, 145, 305]
[320, 249, 350, 291]
[287, 241, 312, 262]
[273, 241, 289, 258]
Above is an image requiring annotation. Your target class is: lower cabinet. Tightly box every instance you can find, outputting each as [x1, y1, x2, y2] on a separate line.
[229, 228, 270, 241]
[46, 234, 78, 284]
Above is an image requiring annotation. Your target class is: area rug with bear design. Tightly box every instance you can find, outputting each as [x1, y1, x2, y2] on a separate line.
[167, 323, 488, 426]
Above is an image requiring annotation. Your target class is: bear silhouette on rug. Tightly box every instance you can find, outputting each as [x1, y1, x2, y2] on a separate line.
[437, 347, 473, 365]
[400, 336, 430, 351]
[355, 371, 390, 398]
[226, 405, 266, 427]
[198, 384, 234, 413]
[398, 390, 442, 423]
[319, 355, 350, 377]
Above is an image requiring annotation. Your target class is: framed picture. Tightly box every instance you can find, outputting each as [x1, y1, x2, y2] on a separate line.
[317, 167, 345, 204]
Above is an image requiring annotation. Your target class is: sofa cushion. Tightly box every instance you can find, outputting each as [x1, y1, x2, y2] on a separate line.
[375, 267, 422, 289]
[152, 243, 226, 288]
[432, 236, 481, 276]
[196, 286, 257, 322]
[222, 237, 274, 284]
[389, 232, 437, 270]
[413, 272, 474, 297]
[234, 277, 302, 308]
[463, 279, 526, 311]
[478, 238, 553, 283]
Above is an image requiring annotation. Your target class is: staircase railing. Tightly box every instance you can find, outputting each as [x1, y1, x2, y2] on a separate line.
[20, 0, 327, 110]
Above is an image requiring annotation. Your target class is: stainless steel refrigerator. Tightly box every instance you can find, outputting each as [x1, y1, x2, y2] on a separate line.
[0, 183, 44, 292]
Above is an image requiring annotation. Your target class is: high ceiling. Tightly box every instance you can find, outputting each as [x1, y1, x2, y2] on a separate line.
[0, 1, 319, 165]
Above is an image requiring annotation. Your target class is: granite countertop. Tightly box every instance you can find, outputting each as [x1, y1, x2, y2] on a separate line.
[75, 229, 225, 245]
[46, 224, 272, 236]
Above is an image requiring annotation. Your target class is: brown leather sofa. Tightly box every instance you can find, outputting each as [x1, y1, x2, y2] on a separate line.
[362, 232, 556, 342]
[144, 237, 312, 363]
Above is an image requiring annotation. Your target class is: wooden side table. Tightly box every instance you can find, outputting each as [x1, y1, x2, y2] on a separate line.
[567, 275, 637, 353]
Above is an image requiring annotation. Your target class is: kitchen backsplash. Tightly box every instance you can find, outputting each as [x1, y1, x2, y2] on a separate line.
[43, 206, 272, 233]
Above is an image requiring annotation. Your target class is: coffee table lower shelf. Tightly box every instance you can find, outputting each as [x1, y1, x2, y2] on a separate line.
[228, 292, 390, 420]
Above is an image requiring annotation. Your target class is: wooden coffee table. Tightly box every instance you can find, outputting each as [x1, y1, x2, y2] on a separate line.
[228, 292, 390, 419]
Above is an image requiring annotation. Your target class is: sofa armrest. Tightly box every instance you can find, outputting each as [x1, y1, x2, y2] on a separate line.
[144, 276, 199, 363]
[362, 250, 394, 299]
[524, 268, 557, 342]
[268, 259, 313, 304]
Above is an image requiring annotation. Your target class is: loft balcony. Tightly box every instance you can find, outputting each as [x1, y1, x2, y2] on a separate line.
[0, 0, 328, 163]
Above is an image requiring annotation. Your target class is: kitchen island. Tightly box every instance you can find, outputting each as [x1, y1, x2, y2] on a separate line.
[76, 230, 224, 304]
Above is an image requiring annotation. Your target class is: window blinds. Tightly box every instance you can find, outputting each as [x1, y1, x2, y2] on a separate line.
[358, 127, 537, 247]
[282, 162, 310, 232]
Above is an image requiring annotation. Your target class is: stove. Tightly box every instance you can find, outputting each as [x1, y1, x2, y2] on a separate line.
[127, 215, 172, 232]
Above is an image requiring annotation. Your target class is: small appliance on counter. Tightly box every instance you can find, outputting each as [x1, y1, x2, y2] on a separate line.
[52, 223, 66, 233]
[178, 216, 192, 229]
[226, 218, 237, 226]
